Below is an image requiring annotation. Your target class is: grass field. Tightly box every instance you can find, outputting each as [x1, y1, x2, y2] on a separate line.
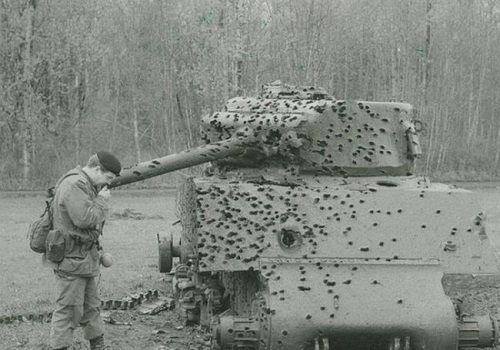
[0, 189, 187, 350]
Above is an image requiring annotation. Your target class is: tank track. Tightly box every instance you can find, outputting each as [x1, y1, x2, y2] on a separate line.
[0, 289, 162, 325]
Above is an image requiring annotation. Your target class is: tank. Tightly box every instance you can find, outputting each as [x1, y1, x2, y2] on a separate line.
[110, 81, 500, 350]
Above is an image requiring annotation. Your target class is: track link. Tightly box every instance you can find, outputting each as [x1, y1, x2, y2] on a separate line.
[0, 289, 163, 325]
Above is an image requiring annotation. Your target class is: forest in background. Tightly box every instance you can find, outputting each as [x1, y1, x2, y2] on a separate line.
[1, 0, 499, 189]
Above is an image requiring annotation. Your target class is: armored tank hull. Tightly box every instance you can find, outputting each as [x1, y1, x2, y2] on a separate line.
[112, 82, 500, 349]
[173, 175, 497, 350]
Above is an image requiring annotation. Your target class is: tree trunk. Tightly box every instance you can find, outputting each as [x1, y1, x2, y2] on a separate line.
[73, 72, 84, 164]
[175, 92, 192, 148]
[22, 0, 36, 188]
[109, 70, 120, 151]
[390, 43, 398, 101]
[132, 93, 141, 163]
[423, 0, 432, 106]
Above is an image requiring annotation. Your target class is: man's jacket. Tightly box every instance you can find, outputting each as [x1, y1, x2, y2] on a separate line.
[49, 166, 109, 277]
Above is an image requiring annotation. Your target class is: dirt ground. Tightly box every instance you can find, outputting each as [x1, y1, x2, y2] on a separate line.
[0, 308, 207, 350]
[2, 185, 500, 350]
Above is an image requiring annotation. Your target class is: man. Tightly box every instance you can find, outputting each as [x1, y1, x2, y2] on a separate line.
[48, 151, 121, 350]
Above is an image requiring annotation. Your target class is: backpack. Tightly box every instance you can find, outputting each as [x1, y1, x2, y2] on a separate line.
[28, 197, 54, 253]
[28, 174, 76, 257]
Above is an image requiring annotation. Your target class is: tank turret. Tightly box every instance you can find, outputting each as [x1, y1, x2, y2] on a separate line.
[112, 81, 422, 187]
[202, 81, 422, 177]
[111, 82, 500, 350]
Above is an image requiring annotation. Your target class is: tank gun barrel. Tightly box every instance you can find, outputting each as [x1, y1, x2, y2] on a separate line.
[109, 136, 250, 188]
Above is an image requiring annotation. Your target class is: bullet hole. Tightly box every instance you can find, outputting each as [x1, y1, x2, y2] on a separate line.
[379, 242, 384, 246]
[330, 314, 335, 318]
[360, 247, 369, 252]
[397, 299, 403, 304]
[282, 330, 288, 336]
[352, 267, 358, 271]
[343, 280, 351, 284]
[298, 286, 311, 291]
[373, 222, 378, 227]
[421, 224, 427, 228]
[320, 306, 326, 311]
[397, 209, 403, 213]
[279, 228, 302, 249]
[392, 238, 397, 242]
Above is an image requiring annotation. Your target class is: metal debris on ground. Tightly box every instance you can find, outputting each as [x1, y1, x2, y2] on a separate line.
[0, 312, 52, 325]
[0, 290, 168, 326]
[101, 289, 163, 311]
[101, 311, 132, 326]
[137, 296, 175, 315]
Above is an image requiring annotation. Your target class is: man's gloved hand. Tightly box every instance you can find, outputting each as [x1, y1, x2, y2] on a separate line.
[98, 186, 111, 199]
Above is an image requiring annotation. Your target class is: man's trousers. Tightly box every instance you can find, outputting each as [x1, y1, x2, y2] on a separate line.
[49, 271, 104, 349]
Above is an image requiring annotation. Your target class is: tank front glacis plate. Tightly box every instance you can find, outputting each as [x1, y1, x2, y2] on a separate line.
[260, 258, 458, 350]
[193, 177, 498, 274]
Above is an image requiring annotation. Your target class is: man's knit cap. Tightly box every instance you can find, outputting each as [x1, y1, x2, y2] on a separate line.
[97, 151, 121, 176]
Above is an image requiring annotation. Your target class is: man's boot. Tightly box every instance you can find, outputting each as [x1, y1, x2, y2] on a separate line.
[89, 334, 105, 350]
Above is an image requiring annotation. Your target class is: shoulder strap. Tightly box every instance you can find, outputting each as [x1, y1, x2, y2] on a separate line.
[46, 173, 79, 222]
[48, 172, 79, 199]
